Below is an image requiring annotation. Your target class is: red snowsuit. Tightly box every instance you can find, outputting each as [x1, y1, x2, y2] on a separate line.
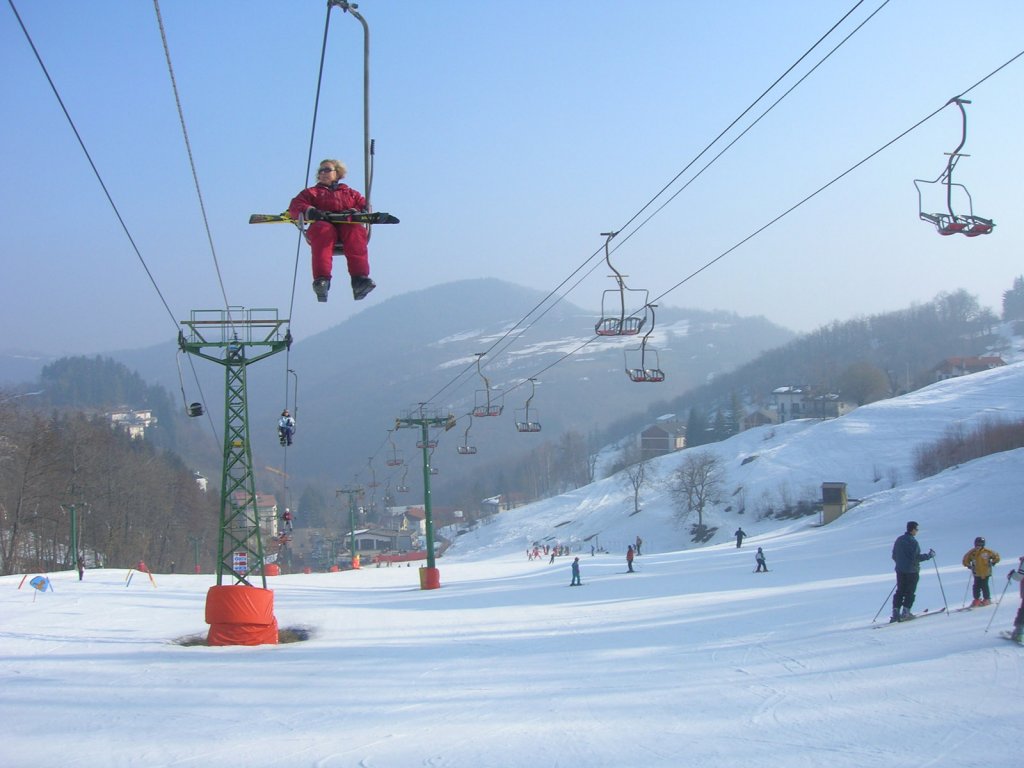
[288, 183, 370, 281]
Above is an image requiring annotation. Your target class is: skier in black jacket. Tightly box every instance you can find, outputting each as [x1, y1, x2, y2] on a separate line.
[891, 521, 935, 622]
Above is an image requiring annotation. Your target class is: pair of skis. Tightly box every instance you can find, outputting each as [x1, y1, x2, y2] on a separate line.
[873, 607, 947, 628]
[249, 211, 399, 225]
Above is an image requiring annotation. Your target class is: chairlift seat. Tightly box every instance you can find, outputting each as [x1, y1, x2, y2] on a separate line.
[187, 402, 204, 417]
[416, 440, 438, 449]
[515, 422, 542, 433]
[386, 459, 404, 467]
[457, 445, 477, 455]
[964, 216, 994, 236]
[938, 220, 968, 236]
[595, 317, 643, 337]
[627, 368, 665, 383]
[472, 405, 503, 418]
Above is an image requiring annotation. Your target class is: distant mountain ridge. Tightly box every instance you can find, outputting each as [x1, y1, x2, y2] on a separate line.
[239, 279, 794, 498]
[83, 278, 790, 502]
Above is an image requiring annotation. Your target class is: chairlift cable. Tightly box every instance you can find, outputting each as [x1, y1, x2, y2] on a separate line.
[9, 0, 222, 448]
[153, 0, 235, 329]
[8, 0, 180, 334]
[418, 0, 883, 410]
[616, 0, 878, 241]
[648, 50, 1024, 307]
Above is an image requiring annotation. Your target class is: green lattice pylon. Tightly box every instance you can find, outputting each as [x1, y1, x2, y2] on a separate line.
[179, 308, 290, 587]
[395, 405, 456, 570]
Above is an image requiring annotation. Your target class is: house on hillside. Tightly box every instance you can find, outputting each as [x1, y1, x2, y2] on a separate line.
[228, 491, 279, 536]
[343, 527, 414, 556]
[107, 408, 157, 440]
[933, 356, 1006, 382]
[741, 408, 777, 431]
[772, 386, 855, 422]
[640, 420, 686, 460]
[382, 505, 424, 533]
[772, 386, 812, 422]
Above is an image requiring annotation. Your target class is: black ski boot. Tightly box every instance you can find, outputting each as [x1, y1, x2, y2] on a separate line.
[313, 277, 331, 303]
[352, 275, 376, 300]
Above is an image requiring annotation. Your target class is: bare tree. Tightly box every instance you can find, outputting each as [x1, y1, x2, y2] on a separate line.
[624, 459, 648, 515]
[669, 451, 723, 528]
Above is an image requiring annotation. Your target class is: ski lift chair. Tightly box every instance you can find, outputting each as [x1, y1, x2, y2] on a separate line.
[514, 378, 542, 433]
[624, 305, 666, 383]
[457, 416, 478, 454]
[471, 354, 504, 416]
[913, 98, 994, 238]
[594, 232, 649, 336]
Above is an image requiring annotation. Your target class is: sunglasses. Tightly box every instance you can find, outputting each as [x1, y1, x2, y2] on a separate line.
[317, 167, 334, 174]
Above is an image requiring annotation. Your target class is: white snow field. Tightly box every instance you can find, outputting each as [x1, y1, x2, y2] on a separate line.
[3, 362, 1024, 767]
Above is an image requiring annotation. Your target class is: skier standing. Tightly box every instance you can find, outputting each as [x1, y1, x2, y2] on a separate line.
[570, 557, 582, 586]
[962, 536, 1000, 606]
[755, 547, 768, 572]
[735, 528, 746, 548]
[891, 521, 935, 622]
[626, 545, 635, 573]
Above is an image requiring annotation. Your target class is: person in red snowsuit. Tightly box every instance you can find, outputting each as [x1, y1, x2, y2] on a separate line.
[288, 159, 375, 302]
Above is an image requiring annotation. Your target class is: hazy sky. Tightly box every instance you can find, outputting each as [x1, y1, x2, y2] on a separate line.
[3, 0, 1022, 356]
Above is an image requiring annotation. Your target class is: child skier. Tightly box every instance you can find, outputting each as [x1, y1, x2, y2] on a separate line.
[962, 536, 1000, 606]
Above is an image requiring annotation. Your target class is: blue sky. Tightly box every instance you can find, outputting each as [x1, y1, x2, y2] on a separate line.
[2, 0, 1023, 354]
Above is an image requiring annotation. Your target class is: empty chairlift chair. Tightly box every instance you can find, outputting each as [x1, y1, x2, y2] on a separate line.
[514, 378, 542, 433]
[624, 305, 666, 383]
[594, 231, 649, 337]
[471, 353, 504, 417]
[913, 98, 995, 238]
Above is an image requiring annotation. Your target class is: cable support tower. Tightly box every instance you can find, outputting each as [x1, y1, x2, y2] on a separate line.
[179, 308, 291, 588]
[394, 404, 456, 576]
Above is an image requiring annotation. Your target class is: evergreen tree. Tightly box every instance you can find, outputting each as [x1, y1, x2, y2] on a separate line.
[685, 407, 708, 448]
[1002, 276, 1024, 321]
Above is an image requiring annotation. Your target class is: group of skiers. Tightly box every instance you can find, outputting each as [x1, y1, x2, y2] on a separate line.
[559, 521, 1024, 643]
[890, 520, 1024, 642]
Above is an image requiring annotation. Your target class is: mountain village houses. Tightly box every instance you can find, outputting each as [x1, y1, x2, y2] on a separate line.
[638, 354, 1006, 461]
[932, 355, 1006, 381]
[106, 407, 156, 440]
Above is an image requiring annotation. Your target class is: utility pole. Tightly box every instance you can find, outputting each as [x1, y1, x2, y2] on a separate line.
[60, 502, 84, 570]
[395, 404, 456, 588]
[188, 535, 202, 573]
[336, 486, 363, 568]
[179, 308, 290, 588]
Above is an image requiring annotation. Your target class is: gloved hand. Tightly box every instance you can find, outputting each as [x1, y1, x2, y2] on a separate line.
[928, 548, 935, 558]
[305, 207, 328, 221]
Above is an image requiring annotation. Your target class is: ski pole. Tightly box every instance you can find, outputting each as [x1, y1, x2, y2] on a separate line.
[873, 583, 897, 623]
[932, 556, 949, 613]
[984, 574, 1013, 634]
[961, 571, 973, 609]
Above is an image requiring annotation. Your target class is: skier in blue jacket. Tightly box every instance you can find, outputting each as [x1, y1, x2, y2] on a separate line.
[891, 521, 935, 622]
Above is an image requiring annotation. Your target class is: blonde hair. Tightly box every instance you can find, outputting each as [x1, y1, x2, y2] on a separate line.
[319, 159, 347, 179]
